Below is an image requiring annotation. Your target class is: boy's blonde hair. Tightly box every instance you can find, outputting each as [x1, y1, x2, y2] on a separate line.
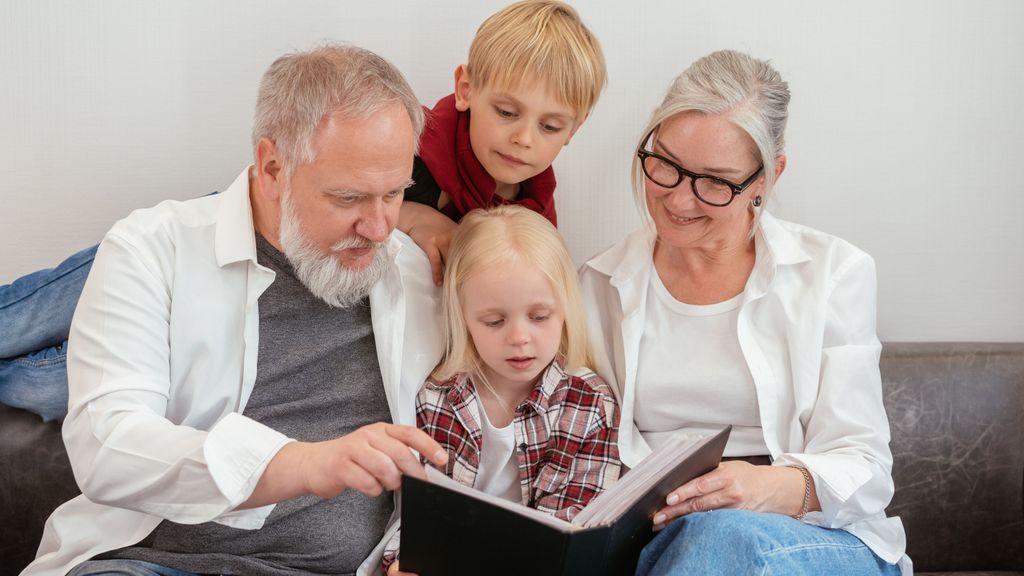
[435, 205, 593, 382]
[467, 0, 606, 120]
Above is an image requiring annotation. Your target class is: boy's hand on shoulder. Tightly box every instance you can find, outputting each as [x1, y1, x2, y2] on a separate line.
[397, 201, 457, 285]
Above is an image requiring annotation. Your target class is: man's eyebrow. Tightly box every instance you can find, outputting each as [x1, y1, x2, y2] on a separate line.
[323, 189, 360, 198]
[322, 179, 415, 198]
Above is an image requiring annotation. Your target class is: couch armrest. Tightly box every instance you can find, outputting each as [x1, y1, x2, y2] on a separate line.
[882, 342, 1024, 572]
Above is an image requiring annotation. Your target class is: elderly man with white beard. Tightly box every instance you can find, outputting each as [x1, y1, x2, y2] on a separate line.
[23, 44, 448, 576]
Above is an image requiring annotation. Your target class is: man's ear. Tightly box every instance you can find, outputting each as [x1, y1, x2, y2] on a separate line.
[254, 137, 284, 202]
[454, 64, 472, 112]
[563, 113, 590, 146]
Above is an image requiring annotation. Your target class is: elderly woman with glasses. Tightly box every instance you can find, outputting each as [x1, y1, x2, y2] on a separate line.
[579, 50, 909, 575]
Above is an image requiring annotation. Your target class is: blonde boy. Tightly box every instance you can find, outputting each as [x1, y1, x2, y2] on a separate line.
[400, 0, 606, 280]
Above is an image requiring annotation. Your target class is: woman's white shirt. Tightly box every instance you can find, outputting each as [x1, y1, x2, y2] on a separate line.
[635, 274, 769, 457]
[579, 211, 910, 574]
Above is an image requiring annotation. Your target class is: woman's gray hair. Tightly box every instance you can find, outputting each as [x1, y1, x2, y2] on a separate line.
[252, 43, 424, 177]
[632, 49, 790, 221]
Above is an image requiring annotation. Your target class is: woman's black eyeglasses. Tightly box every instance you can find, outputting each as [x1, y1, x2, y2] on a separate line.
[637, 134, 763, 207]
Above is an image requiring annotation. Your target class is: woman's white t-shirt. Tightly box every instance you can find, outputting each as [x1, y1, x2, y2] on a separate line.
[634, 270, 770, 457]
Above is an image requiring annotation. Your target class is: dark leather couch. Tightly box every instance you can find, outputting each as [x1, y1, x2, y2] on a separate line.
[884, 343, 1024, 575]
[2, 342, 1022, 575]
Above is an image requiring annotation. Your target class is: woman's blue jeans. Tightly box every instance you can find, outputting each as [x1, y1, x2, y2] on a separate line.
[636, 509, 901, 576]
[0, 245, 95, 421]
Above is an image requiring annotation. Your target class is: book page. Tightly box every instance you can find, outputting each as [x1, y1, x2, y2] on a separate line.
[573, 432, 705, 527]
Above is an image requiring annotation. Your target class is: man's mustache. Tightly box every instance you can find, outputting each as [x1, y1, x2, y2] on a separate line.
[331, 237, 385, 252]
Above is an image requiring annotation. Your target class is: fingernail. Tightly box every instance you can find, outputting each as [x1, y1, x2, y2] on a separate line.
[666, 494, 679, 506]
[653, 513, 666, 525]
[434, 449, 448, 463]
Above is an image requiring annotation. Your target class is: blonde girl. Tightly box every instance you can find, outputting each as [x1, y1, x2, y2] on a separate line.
[385, 205, 620, 575]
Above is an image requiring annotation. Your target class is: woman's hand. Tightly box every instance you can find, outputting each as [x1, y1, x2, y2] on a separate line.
[651, 462, 819, 530]
[387, 560, 418, 576]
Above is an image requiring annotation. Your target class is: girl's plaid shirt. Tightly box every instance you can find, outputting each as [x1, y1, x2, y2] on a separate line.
[382, 361, 621, 572]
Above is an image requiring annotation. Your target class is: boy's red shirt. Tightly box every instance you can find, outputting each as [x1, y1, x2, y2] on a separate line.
[418, 94, 558, 226]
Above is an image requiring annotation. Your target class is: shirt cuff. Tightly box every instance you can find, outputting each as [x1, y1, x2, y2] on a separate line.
[204, 412, 295, 513]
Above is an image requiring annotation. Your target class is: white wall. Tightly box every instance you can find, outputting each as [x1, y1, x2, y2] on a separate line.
[1, 0, 1021, 341]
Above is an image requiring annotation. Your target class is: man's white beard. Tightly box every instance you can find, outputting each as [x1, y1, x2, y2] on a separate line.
[278, 188, 388, 308]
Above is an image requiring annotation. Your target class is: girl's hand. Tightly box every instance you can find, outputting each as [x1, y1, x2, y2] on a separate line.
[387, 560, 418, 576]
[650, 462, 818, 530]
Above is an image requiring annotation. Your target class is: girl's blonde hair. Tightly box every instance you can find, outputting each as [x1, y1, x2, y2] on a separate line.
[434, 205, 592, 382]
[467, 0, 606, 120]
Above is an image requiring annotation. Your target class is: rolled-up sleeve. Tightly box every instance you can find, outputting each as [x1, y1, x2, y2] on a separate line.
[774, 253, 894, 528]
[64, 230, 290, 527]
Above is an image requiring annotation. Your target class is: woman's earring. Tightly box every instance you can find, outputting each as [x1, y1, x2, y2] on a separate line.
[752, 195, 763, 207]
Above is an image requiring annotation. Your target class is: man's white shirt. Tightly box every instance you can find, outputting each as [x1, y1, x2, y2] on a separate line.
[23, 168, 442, 576]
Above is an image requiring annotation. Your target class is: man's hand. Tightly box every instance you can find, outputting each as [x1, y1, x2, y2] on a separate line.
[650, 462, 819, 530]
[241, 423, 447, 509]
[301, 423, 447, 498]
[397, 201, 457, 286]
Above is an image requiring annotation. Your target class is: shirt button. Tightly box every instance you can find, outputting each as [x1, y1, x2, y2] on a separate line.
[519, 443, 528, 452]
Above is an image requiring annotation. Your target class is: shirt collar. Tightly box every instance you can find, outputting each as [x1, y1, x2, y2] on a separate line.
[585, 211, 811, 289]
[520, 360, 567, 415]
[754, 211, 811, 267]
[215, 166, 260, 268]
[584, 225, 656, 289]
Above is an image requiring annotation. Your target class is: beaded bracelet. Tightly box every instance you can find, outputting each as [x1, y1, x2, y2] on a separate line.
[788, 465, 813, 519]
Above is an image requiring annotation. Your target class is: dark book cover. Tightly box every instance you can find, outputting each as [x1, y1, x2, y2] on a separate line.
[400, 426, 731, 576]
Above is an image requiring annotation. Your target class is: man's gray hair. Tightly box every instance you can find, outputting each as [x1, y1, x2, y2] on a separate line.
[252, 43, 424, 176]
[632, 49, 791, 221]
